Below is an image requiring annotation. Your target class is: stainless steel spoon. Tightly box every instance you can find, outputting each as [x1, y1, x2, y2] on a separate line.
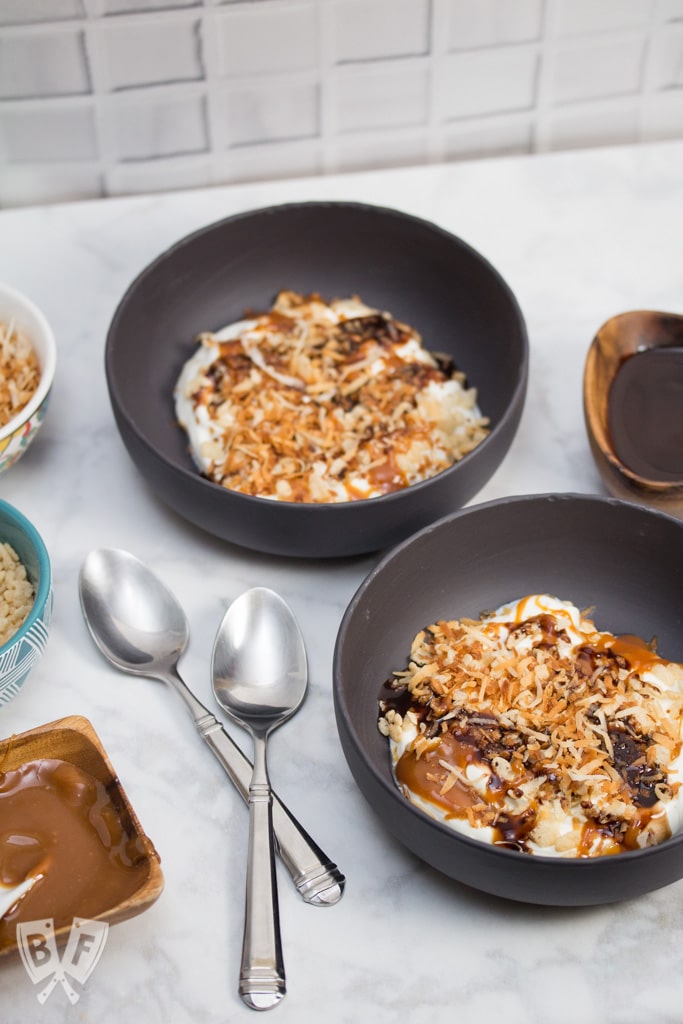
[211, 587, 307, 1011]
[78, 549, 344, 908]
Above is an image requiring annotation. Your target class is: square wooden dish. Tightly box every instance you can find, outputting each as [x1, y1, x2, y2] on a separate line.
[0, 714, 163, 956]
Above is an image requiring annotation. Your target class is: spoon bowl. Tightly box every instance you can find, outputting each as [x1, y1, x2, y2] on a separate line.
[212, 588, 308, 1010]
[212, 588, 308, 729]
[79, 548, 188, 677]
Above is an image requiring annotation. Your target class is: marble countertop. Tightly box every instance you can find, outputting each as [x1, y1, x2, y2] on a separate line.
[1, 139, 682, 1024]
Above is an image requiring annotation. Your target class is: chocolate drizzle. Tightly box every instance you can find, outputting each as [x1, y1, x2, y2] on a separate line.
[607, 346, 683, 482]
[378, 597, 683, 857]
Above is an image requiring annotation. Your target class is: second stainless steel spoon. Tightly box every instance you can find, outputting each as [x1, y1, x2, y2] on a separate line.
[212, 587, 307, 1010]
[78, 548, 344, 907]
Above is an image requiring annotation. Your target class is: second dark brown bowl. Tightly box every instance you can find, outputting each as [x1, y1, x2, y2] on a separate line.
[333, 493, 683, 906]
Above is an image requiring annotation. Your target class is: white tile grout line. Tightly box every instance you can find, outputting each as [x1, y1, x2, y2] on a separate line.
[427, 0, 449, 165]
[319, 0, 340, 175]
[199, 4, 228, 185]
[82, 0, 114, 197]
[638, 0, 671, 140]
[533, 0, 558, 153]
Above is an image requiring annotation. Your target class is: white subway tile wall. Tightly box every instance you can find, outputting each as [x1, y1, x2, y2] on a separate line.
[1, 104, 98, 161]
[99, 15, 204, 89]
[0, 1, 86, 25]
[224, 77, 319, 146]
[442, 113, 534, 158]
[228, 136, 322, 181]
[0, 0, 681, 207]
[331, 0, 431, 62]
[334, 63, 430, 133]
[650, 23, 683, 88]
[446, 0, 543, 49]
[103, 0, 200, 11]
[332, 127, 430, 172]
[439, 46, 539, 119]
[556, 0, 656, 36]
[108, 92, 209, 159]
[0, 27, 91, 98]
[547, 103, 641, 149]
[552, 36, 646, 105]
[217, 3, 319, 76]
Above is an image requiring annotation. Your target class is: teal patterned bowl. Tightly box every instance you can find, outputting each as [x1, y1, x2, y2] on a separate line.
[0, 283, 57, 475]
[0, 500, 52, 705]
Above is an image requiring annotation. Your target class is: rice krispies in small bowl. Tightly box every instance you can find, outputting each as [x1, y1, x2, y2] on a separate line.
[0, 500, 52, 706]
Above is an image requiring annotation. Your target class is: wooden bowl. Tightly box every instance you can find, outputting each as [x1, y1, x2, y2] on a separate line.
[583, 310, 683, 518]
[0, 715, 163, 956]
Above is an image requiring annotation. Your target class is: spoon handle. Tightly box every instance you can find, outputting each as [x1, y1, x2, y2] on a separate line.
[195, 712, 345, 906]
[239, 735, 285, 1011]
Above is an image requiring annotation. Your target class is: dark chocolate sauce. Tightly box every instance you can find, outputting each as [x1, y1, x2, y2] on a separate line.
[492, 809, 537, 850]
[608, 726, 666, 807]
[509, 613, 570, 650]
[379, 678, 413, 718]
[607, 346, 683, 481]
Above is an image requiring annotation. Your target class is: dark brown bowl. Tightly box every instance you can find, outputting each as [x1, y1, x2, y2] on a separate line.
[333, 493, 683, 906]
[583, 310, 683, 518]
[105, 202, 528, 558]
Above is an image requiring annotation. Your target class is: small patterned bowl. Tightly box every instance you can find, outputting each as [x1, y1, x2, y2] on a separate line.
[0, 282, 57, 475]
[0, 500, 53, 706]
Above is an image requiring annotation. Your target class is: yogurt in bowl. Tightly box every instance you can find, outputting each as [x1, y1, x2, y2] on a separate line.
[380, 594, 683, 858]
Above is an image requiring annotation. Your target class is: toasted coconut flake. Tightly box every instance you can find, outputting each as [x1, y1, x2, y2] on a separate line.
[175, 291, 488, 503]
[0, 320, 40, 429]
[379, 594, 683, 858]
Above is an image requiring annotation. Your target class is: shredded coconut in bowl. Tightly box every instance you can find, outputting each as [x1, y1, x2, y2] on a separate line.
[379, 594, 683, 858]
[0, 542, 35, 648]
[175, 291, 489, 503]
[0, 321, 40, 430]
